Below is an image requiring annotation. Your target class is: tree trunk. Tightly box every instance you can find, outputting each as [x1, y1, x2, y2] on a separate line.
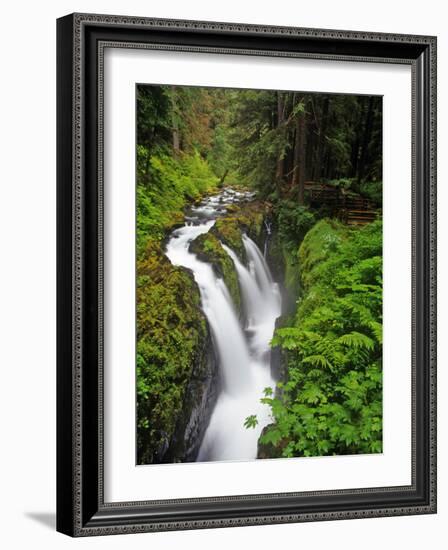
[292, 98, 307, 205]
[298, 112, 307, 205]
[315, 97, 329, 181]
[172, 127, 180, 153]
[218, 168, 229, 186]
[350, 101, 364, 181]
[275, 92, 285, 184]
[171, 86, 180, 154]
[144, 128, 155, 177]
[357, 96, 374, 184]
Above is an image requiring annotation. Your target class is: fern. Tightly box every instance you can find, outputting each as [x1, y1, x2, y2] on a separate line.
[337, 331, 375, 351]
[301, 354, 334, 371]
[260, 219, 383, 458]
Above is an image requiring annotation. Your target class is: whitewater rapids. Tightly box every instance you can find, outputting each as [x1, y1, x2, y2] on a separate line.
[165, 189, 281, 462]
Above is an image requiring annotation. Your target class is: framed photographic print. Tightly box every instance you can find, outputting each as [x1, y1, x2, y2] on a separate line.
[56, 13, 437, 536]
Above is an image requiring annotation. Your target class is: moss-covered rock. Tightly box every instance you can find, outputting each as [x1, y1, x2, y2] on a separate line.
[189, 233, 242, 315]
[233, 201, 266, 242]
[210, 200, 270, 259]
[211, 217, 245, 259]
[136, 238, 218, 464]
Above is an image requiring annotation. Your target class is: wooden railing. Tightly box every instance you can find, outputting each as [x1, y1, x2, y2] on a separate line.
[304, 181, 379, 226]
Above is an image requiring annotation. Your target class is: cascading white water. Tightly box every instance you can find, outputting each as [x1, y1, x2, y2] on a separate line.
[165, 221, 252, 394]
[221, 244, 265, 327]
[243, 234, 274, 294]
[263, 219, 272, 258]
[222, 241, 281, 360]
[164, 189, 281, 462]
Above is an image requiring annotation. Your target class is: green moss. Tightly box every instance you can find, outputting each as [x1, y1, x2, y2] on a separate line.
[189, 233, 241, 314]
[136, 238, 209, 464]
[210, 200, 269, 259]
[297, 218, 348, 290]
[211, 218, 245, 259]
[233, 201, 266, 240]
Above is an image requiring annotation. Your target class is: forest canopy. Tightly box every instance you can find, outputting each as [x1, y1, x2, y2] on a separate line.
[136, 85, 382, 229]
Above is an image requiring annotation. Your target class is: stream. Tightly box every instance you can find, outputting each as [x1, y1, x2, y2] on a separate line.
[165, 188, 281, 462]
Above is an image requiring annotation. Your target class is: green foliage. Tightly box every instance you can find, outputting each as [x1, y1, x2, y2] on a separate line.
[258, 219, 383, 457]
[136, 85, 171, 153]
[360, 180, 383, 206]
[325, 178, 382, 207]
[228, 90, 382, 197]
[326, 177, 356, 190]
[244, 415, 259, 429]
[276, 200, 317, 247]
[228, 89, 282, 193]
[137, 151, 218, 254]
[207, 124, 233, 181]
[267, 200, 317, 299]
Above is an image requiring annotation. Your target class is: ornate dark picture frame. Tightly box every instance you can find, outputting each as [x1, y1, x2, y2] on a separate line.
[57, 13, 437, 537]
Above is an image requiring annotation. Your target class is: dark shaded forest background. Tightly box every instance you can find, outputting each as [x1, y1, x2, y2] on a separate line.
[136, 85, 383, 464]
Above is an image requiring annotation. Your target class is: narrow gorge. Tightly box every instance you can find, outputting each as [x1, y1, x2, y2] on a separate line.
[165, 188, 281, 462]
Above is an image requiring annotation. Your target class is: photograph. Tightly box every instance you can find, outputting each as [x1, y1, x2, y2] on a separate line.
[53, 9, 437, 538]
[135, 84, 383, 465]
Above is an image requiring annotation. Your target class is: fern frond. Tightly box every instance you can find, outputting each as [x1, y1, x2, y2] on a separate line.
[337, 331, 375, 351]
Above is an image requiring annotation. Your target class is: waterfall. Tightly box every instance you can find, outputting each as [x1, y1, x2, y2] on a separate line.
[263, 219, 272, 258]
[164, 189, 281, 462]
[243, 234, 273, 293]
[221, 243, 265, 327]
[165, 222, 252, 394]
